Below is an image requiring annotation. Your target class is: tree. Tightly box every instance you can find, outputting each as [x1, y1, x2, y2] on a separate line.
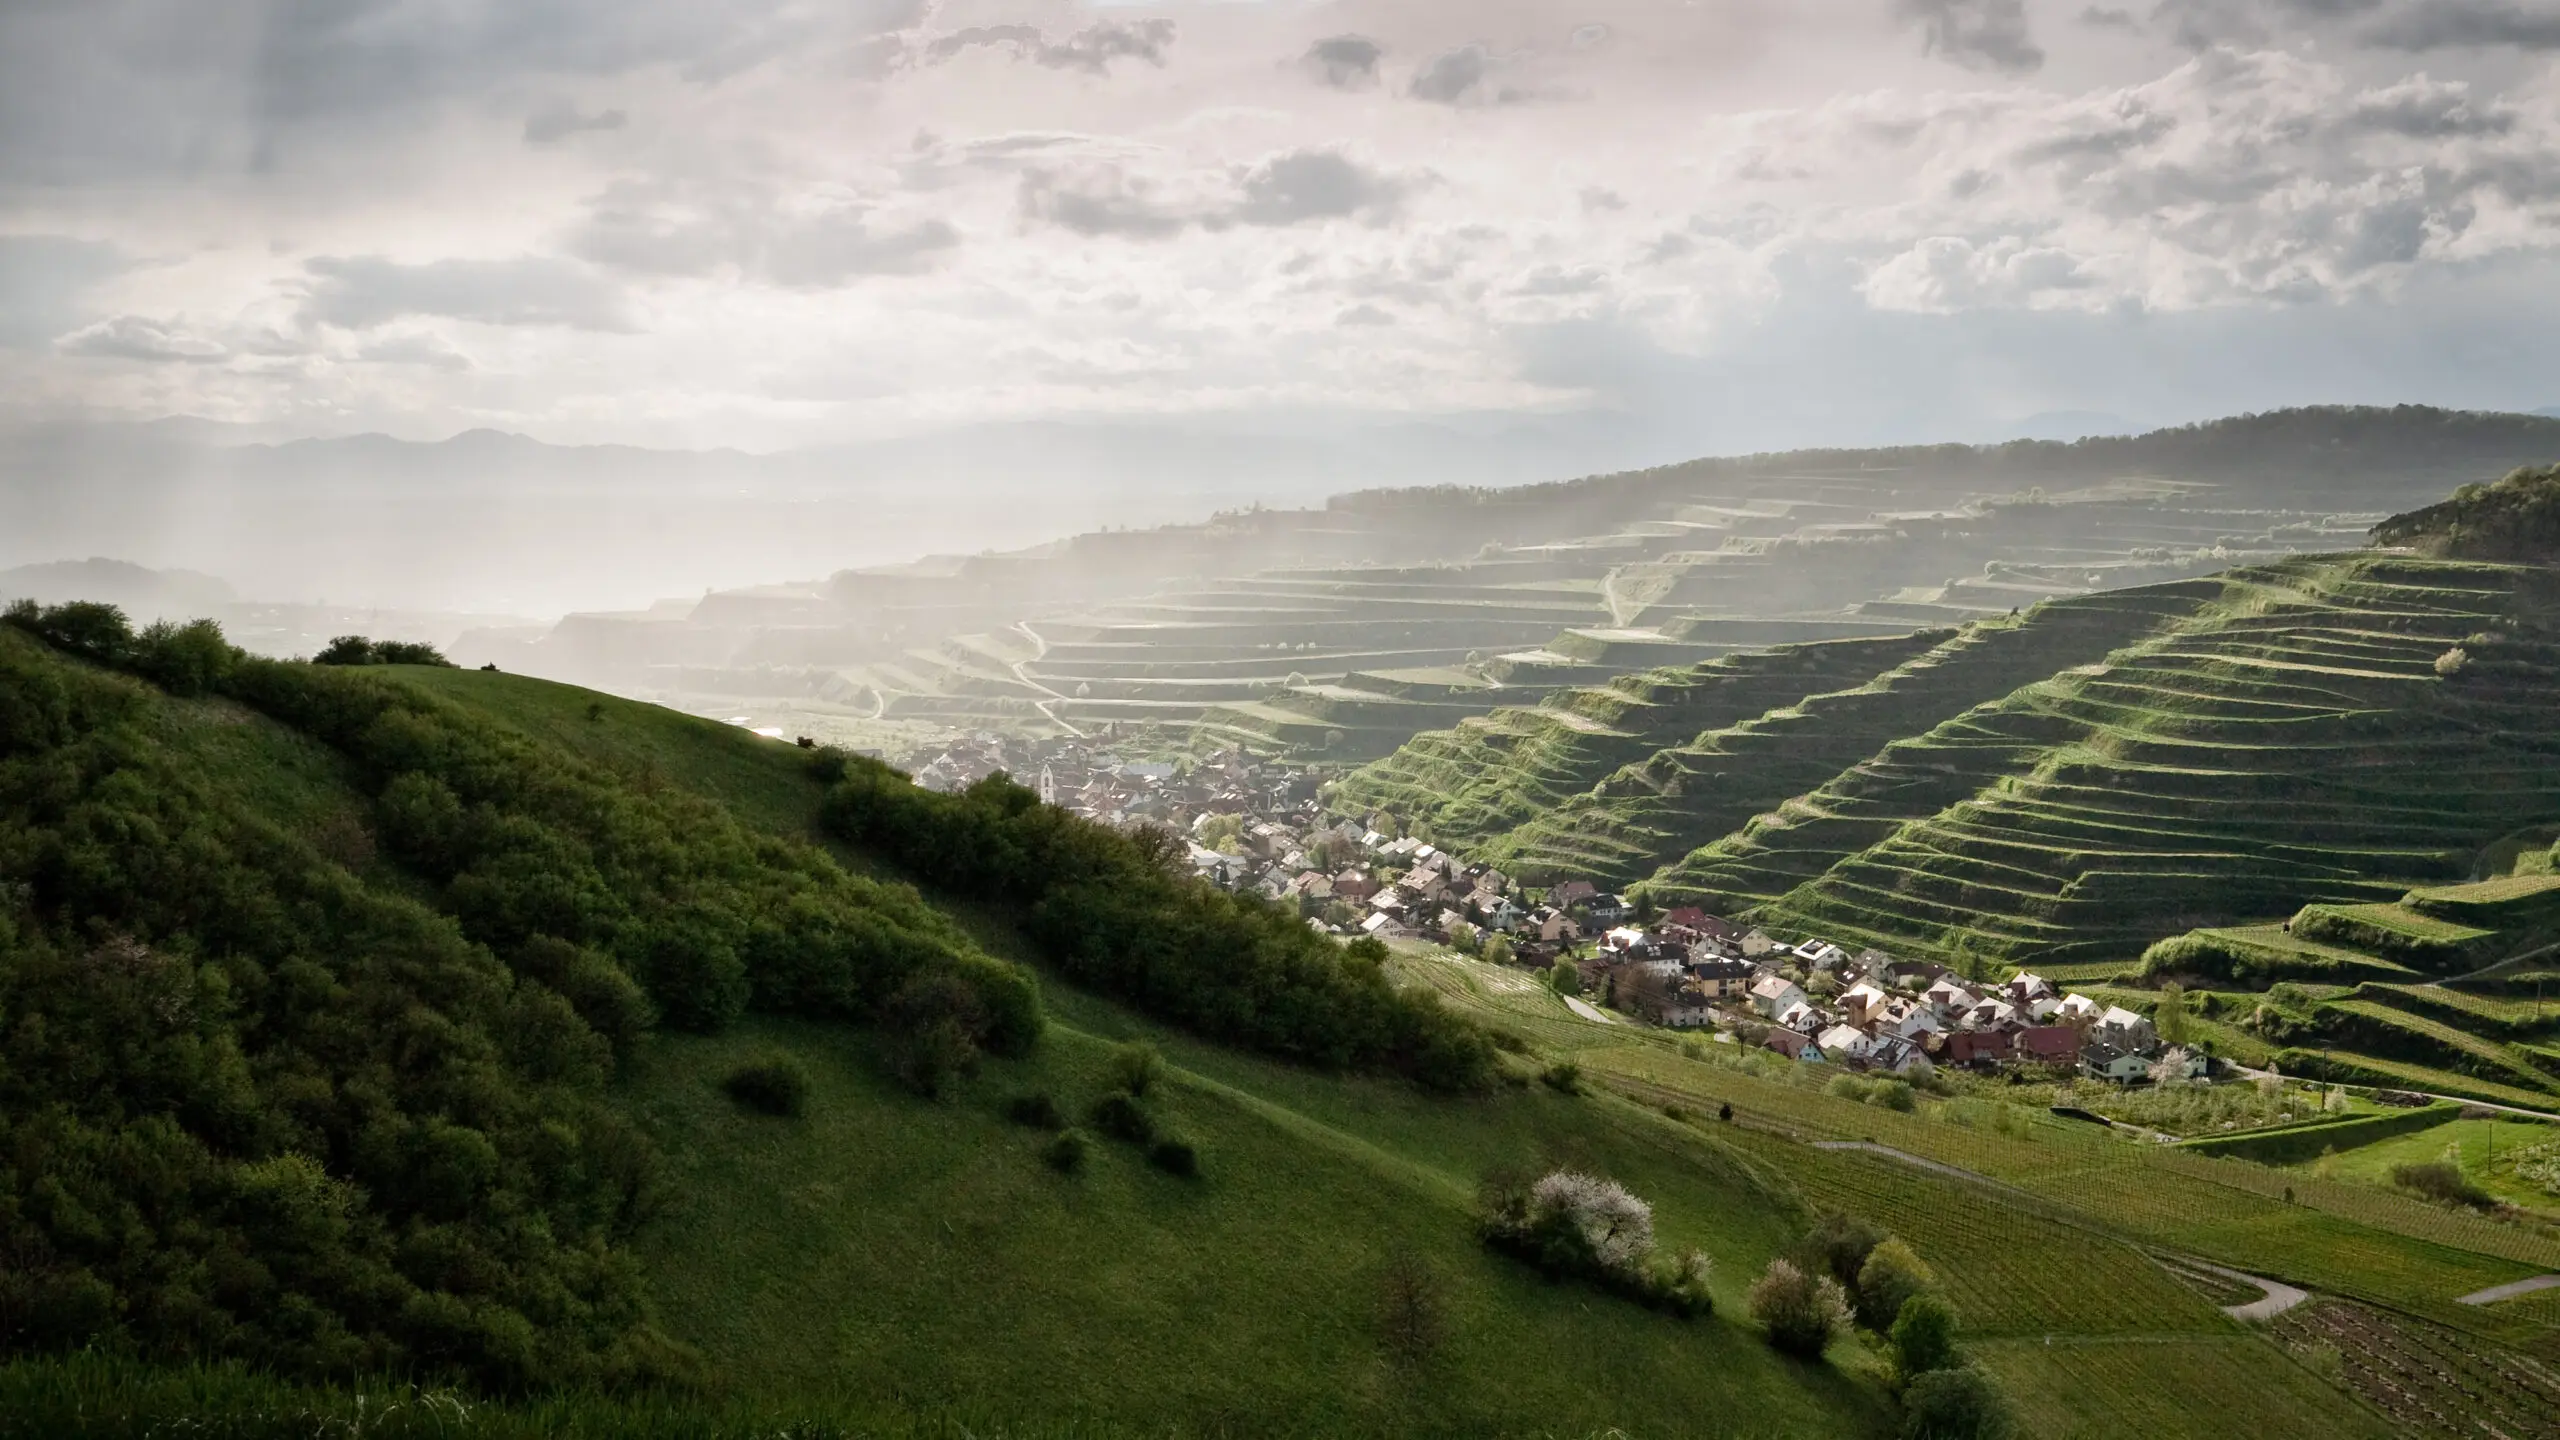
[1748, 1258, 1850, 1358]
[1548, 959, 1582, 996]
[1376, 1252, 1447, 1364]
[1108, 1040, 1165, 1097]
[1856, 1236, 1936, 1331]
[1446, 920, 1479, 954]
[2155, 981, 2190, 1046]
[1900, 1366, 2013, 1440]
[1887, 1292, 1960, 1384]
[1795, 1209, 1885, 1289]
[1483, 933, 1514, 965]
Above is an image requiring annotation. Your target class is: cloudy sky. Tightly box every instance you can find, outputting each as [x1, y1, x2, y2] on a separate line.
[11, 0, 2560, 455]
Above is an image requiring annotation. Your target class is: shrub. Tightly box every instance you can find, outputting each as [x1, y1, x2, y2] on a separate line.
[2392, 1159, 2494, 1209]
[722, 1055, 810, 1117]
[1478, 1168, 1707, 1315]
[1646, 1248, 1716, 1319]
[1091, 1092, 1156, 1144]
[1108, 1040, 1166, 1097]
[880, 965, 991, 1098]
[315, 635, 376, 666]
[1005, 1092, 1066, 1130]
[1548, 959, 1581, 996]
[1856, 1237, 1936, 1331]
[1749, 1258, 1851, 1358]
[1900, 1366, 2014, 1440]
[1376, 1253, 1447, 1363]
[2435, 645, 2471, 678]
[1042, 1129, 1091, 1173]
[1147, 1135, 1201, 1178]
[1794, 1209, 1886, 1289]
[1889, 1292, 1961, 1385]
[1540, 1061, 1583, 1095]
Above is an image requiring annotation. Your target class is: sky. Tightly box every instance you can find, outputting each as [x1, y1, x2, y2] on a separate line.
[10, 0, 2560, 455]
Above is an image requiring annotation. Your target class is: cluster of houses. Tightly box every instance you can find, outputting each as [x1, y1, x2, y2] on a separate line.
[903, 743, 2202, 1087]
[1581, 921, 2208, 1084]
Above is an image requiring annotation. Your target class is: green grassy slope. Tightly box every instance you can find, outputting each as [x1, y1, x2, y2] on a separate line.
[1482, 583, 2217, 886]
[1644, 555, 2560, 966]
[1329, 631, 1946, 851]
[0, 634, 1897, 1437]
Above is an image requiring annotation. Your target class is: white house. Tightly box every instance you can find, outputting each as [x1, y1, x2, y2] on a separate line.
[1777, 1001, 1825, 1034]
[2057, 993, 2103, 1023]
[2099, 1005, 2158, 1049]
[1841, 980, 1892, 1026]
[1817, 1023, 1878, 1064]
[1749, 973, 1808, 1019]
[2005, 971, 2056, 1004]
[1891, 1004, 1945, 1041]
[1799, 942, 1852, 971]
[1871, 1034, 1935, 1076]
[1740, 928, 1781, 958]
[1923, 978, 1979, 1018]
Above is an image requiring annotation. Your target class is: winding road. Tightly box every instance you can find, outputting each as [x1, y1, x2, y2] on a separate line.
[1009, 622, 1086, 739]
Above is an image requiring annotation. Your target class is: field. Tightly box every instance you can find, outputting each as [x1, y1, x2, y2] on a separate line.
[2297, 1115, 2560, 1215]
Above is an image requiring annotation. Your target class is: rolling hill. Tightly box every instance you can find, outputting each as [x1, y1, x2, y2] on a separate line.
[465, 406, 2560, 762]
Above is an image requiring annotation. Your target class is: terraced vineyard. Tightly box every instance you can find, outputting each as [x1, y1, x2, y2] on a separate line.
[2144, 871, 2560, 1107]
[462, 407, 2560, 758]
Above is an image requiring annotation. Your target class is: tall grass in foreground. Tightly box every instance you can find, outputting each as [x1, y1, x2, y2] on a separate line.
[0, 1355, 1137, 1440]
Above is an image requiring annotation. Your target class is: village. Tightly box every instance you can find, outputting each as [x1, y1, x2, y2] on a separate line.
[901, 731, 2211, 1088]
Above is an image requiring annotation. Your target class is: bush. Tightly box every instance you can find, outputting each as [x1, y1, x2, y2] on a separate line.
[1548, 959, 1581, 996]
[2392, 1159, 2494, 1209]
[1901, 1366, 2014, 1440]
[1888, 1293, 1960, 1384]
[1090, 1092, 1156, 1144]
[1794, 1209, 1886, 1289]
[1005, 1092, 1066, 1130]
[1108, 1040, 1166, 1097]
[1749, 1259, 1851, 1358]
[722, 1055, 811, 1117]
[1540, 1062, 1583, 1095]
[1856, 1237, 1936, 1331]
[1479, 1169, 1706, 1316]
[1147, 1135, 1201, 1178]
[880, 966, 991, 1098]
[1042, 1129, 1091, 1173]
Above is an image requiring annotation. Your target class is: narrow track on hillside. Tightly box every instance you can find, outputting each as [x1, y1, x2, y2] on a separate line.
[1009, 622, 1086, 739]
[2456, 1274, 2560, 1306]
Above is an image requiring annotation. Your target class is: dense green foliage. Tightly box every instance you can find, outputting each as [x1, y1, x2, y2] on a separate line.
[0, 606, 1045, 1390]
[819, 762, 1493, 1090]
[314, 634, 454, 668]
[720, 1056, 809, 1117]
[2373, 463, 2560, 561]
[0, 627, 670, 1386]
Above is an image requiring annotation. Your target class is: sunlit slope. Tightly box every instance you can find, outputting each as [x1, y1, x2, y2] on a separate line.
[1649, 555, 2560, 965]
[1477, 582, 2221, 887]
[1329, 631, 1945, 852]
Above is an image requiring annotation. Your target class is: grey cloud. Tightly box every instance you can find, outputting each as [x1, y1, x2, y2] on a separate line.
[573, 185, 960, 286]
[56, 314, 228, 362]
[0, 234, 131, 347]
[0, 0, 923, 184]
[1021, 150, 1419, 240]
[2079, 6, 2142, 28]
[299, 255, 634, 330]
[1582, 187, 1628, 212]
[1409, 45, 1491, 104]
[1231, 151, 1415, 226]
[2366, 1, 2560, 50]
[1336, 303, 1394, 326]
[1017, 167, 1192, 239]
[1901, 0, 2046, 73]
[524, 102, 626, 144]
[2347, 82, 2514, 137]
[921, 19, 1175, 75]
[1304, 34, 1383, 89]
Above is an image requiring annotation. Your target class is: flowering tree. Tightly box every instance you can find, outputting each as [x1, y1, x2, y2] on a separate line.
[1529, 1171, 1656, 1275]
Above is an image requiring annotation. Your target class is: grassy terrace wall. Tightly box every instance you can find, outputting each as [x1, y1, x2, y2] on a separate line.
[1644, 555, 2560, 967]
[1484, 583, 2218, 886]
[2177, 1104, 2461, 1163]
[1327, 632, 1940, 847]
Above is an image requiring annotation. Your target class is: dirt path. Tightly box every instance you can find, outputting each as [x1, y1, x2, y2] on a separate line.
[2457, 1274, 2560, 1306]
[1562, 995, 1621, 1025]
[1009, 623, 1086, 739]
[2179, 1259, 2311, 1321]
